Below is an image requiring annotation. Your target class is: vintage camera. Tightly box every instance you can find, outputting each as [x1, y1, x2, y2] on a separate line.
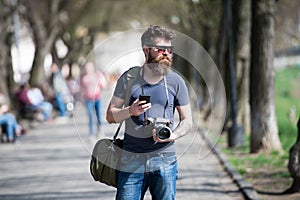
[146, 117, 172, 141]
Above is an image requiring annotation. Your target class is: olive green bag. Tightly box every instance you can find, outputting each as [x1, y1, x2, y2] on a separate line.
[90, 138, 123, 187]
[90, 67, 140, 187]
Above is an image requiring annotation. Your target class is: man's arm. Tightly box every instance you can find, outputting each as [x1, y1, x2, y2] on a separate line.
[106, 96, 151, 124]
[106, 96, 128, 123]
[172, 104, 193, 139]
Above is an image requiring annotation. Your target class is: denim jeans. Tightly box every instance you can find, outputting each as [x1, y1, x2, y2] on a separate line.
[85, 99, 101, 135]
[32, 102, 53, 120]
[116, 152, 178, 200]
[0, 113, 18, 140]
[55, 93, 67, 117]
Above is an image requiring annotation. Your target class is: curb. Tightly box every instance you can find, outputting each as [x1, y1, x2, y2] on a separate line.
[199, 129, 261, 200]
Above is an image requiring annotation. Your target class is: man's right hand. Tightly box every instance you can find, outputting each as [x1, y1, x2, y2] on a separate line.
[129, 98, 151, 116]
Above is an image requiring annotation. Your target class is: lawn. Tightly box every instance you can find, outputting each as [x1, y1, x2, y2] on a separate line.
[219, 65, 300, 195]
[275, 65, 300, 150]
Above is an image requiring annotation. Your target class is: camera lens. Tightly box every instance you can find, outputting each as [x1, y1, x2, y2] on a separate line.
[157, 127, 171, 140]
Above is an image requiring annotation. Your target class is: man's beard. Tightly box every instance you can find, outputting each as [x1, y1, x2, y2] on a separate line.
[147, 54, 173, 76]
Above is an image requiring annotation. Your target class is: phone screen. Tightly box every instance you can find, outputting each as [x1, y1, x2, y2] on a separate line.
[139, 95, 151, 105]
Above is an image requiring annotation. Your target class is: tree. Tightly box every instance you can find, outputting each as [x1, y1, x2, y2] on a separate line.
[22, 0, 124, 85]
[175, 0, 223, 118]
[233, 0, 251, 134]
[274, 0, 300, 53]
[22, 0, 70, 85]
[215, 0, 250, 138]
[250, 0, 282, 153]
[0, 0, 14, 97]
[58, 0, 114, 66]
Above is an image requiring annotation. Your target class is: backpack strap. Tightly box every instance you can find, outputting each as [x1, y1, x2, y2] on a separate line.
[113, 66, 141, 141]
[124, 66, 141, 106]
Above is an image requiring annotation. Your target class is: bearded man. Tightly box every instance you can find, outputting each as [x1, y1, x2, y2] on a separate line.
[106, 25, 192, 200]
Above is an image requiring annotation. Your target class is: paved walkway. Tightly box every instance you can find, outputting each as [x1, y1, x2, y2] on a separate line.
[0, 87, 245, 200]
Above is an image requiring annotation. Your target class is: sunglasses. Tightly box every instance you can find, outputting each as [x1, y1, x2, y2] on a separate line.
[148, 45, 173, 54]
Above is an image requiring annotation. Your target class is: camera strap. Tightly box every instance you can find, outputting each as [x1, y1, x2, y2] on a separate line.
[163, 74, 172, 120]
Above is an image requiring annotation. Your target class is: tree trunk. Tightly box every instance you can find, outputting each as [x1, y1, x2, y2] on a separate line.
[233, 0, 251, 134]
[25, 0, 61, 85]
[0, 1, 11, 98]
[215, 1, 232, 131]
[200, 24, 217, 119]
[250, 0, 282, 153]
[0, 32, 9, 96]
[284, 118, 300, 194]
[216, 0, 227, 80]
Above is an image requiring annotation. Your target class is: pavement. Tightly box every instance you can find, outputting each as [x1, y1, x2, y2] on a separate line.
[0, 86, 249, 200]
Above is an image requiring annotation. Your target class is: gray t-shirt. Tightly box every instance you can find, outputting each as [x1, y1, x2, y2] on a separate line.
[113, 67, 189, 153]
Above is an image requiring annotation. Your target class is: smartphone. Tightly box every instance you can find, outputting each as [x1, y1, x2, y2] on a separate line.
[139, 95, 151, 105]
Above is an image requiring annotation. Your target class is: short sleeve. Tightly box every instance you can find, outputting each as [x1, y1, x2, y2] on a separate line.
[174, 74, 189, 106]
[113, 71, 127, 100]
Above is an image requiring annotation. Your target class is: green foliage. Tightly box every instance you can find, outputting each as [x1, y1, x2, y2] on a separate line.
[275, 66, 300, 151]
[222, 65, 300, 181]
[227, 149, 288, 175]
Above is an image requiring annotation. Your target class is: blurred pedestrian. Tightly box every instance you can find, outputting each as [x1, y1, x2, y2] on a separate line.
[81, 61, 107, 137]
[49, 63, 71, 117]
[66, 75, 80, 105]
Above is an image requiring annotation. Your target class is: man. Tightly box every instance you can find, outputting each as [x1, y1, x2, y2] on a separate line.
[106, 25, 192, 200]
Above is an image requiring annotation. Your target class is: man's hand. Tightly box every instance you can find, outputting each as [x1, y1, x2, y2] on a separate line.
[152, 104, 193, 143]
[106, 96, 151, 123]
[129, 98, 151, 116]
[152, 127, 178, 143]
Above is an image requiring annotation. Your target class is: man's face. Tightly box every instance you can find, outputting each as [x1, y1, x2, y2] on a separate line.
[146, 38, 173, 76]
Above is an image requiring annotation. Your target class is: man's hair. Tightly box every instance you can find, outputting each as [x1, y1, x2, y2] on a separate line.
[141, 25, 176, 47]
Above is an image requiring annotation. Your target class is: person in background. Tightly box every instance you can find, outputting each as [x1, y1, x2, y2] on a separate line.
[27, 84, 53, 121]
[81, 61, 107, 138]
[16, 82, 38, 119]
[0, 93, 22, 143]
[16, 82, 53, 122]
[49, 63, 71, 117]
[66, 75, 80, 105]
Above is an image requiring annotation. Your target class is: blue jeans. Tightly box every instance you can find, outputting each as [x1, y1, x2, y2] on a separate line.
[116, 152, 178, 200]
[0, 113, 18, 141]
[55, 93, 67, 117]
[85, 99, 101, 135]
[32, 102, 53, 120]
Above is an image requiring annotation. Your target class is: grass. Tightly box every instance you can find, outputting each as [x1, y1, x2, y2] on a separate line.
[219, 65, 300, 192]
[222, 133, 289, 174]
[275, 66, 300, 151]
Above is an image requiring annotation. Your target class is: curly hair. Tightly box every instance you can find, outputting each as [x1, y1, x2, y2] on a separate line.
[141, 25, 176, 47]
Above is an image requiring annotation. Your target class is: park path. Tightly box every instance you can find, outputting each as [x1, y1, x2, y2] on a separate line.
[0, 86, 245, 200]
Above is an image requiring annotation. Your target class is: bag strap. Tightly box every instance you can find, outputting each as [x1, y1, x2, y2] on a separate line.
[113, 66, 141, 142]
